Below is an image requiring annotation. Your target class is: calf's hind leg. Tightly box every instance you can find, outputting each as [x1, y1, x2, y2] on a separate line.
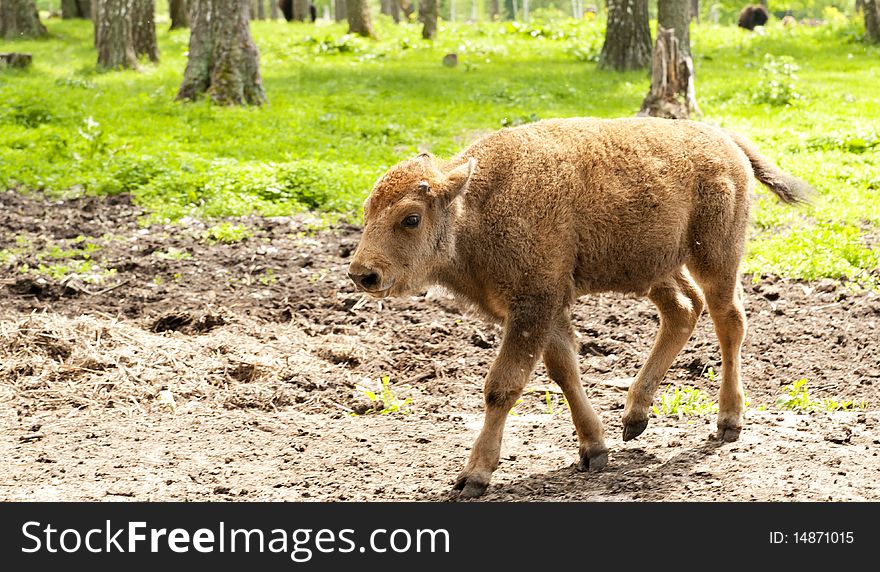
[622, 268, 705, 441]
[701, 277, 748, 442]
[543, 313, 608, 471]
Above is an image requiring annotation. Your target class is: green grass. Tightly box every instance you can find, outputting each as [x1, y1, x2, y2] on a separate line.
[202, 222, 253, 244]
[2, 15, 878, 285]
[652, 385, 719, 418]
[775, 378, 866, 412]
[355, 375, 413, 415]
[153, 247, 192, 261]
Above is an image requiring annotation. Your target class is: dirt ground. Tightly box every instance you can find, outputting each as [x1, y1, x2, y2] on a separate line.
[1, 190, 879, 502]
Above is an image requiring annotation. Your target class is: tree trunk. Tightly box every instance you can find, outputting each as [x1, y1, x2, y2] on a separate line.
[0, 0, 48, 39]
[346, 0, 374, 37]
[269, 0, 277, 18]
[177, 0, 266, 106]
[381, 0, 401, 22]
[334, 0, 345, 20]
[866, 0, 880, 44]
[131, 0, 159, 62]
[421, 0, 436, 38]
[169, 0, 188, 28]
[690, 0, 699, 23]
[490, 0, 498, 19]
[397, 0, 413, 19]
[62, 0, 92, 18]
[599, 0, 652, 71]
[658, 0, 690, 55]
[94, 0, 139, 69]
[292, 0, 308, 20]
[638, 27, 700, 119]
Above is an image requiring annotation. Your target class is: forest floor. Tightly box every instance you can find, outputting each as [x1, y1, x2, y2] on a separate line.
[1, 191, 879, 501]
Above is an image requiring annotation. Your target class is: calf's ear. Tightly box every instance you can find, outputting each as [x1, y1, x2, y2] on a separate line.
[437, 158, 475, 204]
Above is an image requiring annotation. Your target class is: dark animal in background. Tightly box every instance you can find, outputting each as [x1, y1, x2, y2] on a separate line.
[280, 0, 293, 21]
[738, 5, 770, 30]
[279, 1, 317, 22]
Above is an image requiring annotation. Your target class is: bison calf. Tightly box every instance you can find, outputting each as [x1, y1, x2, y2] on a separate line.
[349, 117, 812, 498]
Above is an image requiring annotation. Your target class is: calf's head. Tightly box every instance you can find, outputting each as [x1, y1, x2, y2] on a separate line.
[349, 154, 475, 297]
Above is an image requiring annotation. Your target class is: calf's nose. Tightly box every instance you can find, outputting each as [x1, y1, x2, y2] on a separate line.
[348, 271, 380, 290]
[348, 261, 381, 291]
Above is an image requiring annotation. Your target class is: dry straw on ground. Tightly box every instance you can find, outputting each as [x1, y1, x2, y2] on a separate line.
[0, 311, 372, 415]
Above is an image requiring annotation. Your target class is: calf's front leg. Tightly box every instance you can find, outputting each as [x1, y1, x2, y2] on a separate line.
[453, 304, 549, 499]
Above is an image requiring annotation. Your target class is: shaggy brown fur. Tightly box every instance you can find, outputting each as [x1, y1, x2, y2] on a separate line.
[349, 117, 812, 498]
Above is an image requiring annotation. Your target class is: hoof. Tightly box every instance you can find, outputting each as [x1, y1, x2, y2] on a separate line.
[716, 426, 741, 442]
[623, 419, 648, 441]
[577, 448, 608, 472]
[453, 473, 489, 499]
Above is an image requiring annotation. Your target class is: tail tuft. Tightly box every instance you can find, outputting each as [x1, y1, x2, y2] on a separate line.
[724, 130, 815, 205]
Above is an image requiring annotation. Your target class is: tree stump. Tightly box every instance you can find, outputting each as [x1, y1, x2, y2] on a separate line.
[0, 52, 32, 68]
[638, 27, 701, 120]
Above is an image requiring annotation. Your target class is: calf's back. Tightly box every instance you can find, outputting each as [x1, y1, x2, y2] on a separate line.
[445, 117, 753, 301]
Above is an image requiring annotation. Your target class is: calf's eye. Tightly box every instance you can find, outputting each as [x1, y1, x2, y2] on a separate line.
[402, 214, 421, 229]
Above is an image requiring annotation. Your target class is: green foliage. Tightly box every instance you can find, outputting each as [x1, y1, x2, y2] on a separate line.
[259, 268, 277, 285]
[703, 366, 718, 383]
[202, 223, 252, 244]
[804, 127, 880, 154]
[355, 375, 413, 415]
[40, 237, 101, 261]
[153, 247, 192, 261]
[300, 34, 363, 55]
[751, 55, 801, 106]
[653, 385, 719, 417]
[93, 155, 170, 195]
[6, 236, 115, 284]
[775, 378, 865, 412]
[745, 221, 879, 286]
[542, 389, 570, 415]
[1, 17, 878, 287]
[1, 97, 57, 128]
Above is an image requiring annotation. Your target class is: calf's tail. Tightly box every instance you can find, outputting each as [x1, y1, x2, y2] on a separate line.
[724, 130, 814, 205]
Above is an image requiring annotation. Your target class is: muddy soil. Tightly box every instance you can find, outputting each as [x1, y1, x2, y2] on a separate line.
[1, 191, 878, 501]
